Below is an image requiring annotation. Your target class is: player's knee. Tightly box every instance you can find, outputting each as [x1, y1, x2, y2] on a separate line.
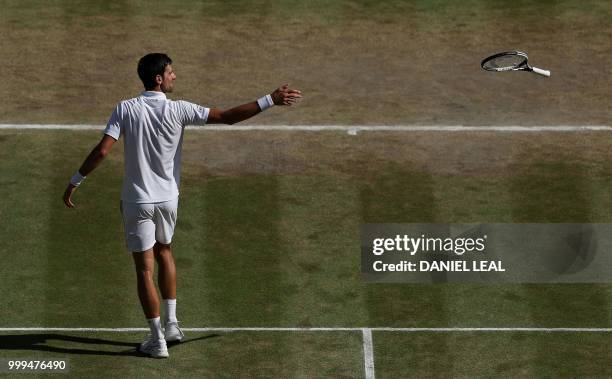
[154, 243, 174, 262]
[132, 251, 155, 273]
[154, 241, 172, 254]
[156, 241, 171, 249]
[135, 266, 155, 280]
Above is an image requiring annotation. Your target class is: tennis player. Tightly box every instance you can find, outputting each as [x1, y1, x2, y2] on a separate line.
[62, 53, 301, 358]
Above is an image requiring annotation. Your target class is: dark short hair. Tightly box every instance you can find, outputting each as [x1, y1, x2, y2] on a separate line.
[137, 53, 172, 90]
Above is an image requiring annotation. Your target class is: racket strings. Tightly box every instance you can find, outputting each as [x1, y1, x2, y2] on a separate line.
[483, 54, 527, 71]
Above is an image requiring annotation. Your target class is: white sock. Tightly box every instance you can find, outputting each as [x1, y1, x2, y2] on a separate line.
[147, 317, 164, 340]
[164, 299, 177, 324]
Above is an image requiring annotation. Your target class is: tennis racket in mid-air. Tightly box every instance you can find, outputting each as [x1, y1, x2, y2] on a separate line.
[481, 51, 550, 77]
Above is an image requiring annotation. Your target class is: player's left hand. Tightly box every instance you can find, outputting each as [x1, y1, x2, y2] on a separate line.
[271, 84, 302, 106]
[63, 184, 77, 208]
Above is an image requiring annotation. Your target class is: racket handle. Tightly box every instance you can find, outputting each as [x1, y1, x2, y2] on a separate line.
[532, 67, 551, 77]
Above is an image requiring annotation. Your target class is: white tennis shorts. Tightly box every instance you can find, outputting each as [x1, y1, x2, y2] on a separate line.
[120, 197, 179, 252]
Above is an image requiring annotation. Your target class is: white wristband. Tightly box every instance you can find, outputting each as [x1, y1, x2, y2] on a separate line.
[257, 94, 274, 111]
[70, 171, 86, 187]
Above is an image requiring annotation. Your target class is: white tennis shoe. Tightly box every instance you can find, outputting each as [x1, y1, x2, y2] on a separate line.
[139, 336, 169, 358]
[164, 321, 185, 342]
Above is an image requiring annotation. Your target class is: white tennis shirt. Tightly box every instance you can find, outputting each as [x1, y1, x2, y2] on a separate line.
[103, 91, 209, 203]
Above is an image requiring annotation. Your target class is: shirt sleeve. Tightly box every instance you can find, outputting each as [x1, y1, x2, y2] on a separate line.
[177, 100, 210, 126]
[103, 104, 123, 140]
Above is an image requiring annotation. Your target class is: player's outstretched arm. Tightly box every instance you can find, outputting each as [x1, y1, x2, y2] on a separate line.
[207, 84, 301, 124]
[63, 135, 116, 208]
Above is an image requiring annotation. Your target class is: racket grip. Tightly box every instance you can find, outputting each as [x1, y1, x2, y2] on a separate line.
[532, 67, 551, 77]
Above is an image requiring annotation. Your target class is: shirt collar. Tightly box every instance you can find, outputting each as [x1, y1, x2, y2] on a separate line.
[141, 91, 167, 99]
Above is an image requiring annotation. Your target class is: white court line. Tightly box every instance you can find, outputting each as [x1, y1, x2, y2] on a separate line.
[362, 328, 376, 379]
[0, 327, 610, 332]
[2, 124, 612, 132]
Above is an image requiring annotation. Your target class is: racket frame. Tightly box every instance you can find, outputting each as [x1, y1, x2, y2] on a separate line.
[481, 51, 550, 77]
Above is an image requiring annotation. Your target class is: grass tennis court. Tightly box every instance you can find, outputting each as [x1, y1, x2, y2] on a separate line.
[1, 329, 610, 377]
[1, 129, 611, 377]
[2, 0, 612, 125]
[2, 0, 612, 377]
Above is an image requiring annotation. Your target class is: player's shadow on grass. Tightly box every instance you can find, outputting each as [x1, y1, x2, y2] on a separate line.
[0, 333, 220, 357]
